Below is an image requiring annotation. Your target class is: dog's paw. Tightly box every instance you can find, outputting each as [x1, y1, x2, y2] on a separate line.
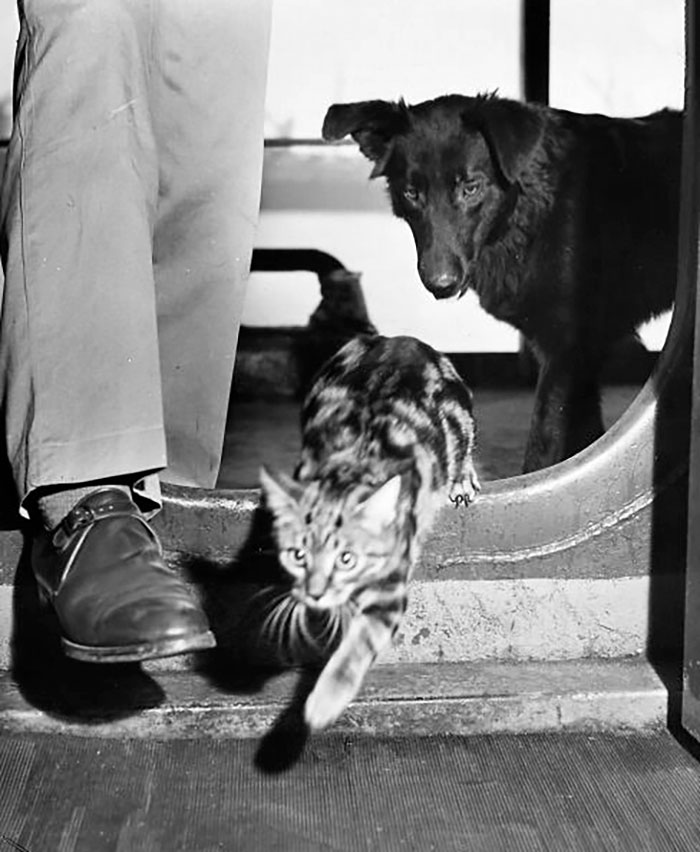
[449, 461, 481, 507]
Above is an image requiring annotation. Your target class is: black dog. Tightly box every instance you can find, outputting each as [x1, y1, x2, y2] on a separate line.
[322, 94, 682, 472]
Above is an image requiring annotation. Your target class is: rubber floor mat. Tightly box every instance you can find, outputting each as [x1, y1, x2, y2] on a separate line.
[1, 730, 699, 851]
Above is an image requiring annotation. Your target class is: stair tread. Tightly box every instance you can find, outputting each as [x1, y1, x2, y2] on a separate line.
[0, 657, 672, 739]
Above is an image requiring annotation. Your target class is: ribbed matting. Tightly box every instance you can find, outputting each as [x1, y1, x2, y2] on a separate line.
[1, 730, 699, 851]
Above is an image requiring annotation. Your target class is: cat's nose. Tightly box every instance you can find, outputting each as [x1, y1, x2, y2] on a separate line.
[306, 585, 326, 607]
[305, 577, 328, 602]
[304, 566, 330, 606]
[305, 585, 325, 601]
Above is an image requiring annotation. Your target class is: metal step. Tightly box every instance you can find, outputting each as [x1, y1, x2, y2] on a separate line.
[0, 551, 683, 671]
[0, 657, 673, 742]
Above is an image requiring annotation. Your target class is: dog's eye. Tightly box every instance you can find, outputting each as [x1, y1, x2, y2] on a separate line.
[458, 178, 484, 202]
[403, 185, 420, 205]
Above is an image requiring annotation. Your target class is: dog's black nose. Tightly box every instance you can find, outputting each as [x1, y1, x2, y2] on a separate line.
[426, 273, 462, 299]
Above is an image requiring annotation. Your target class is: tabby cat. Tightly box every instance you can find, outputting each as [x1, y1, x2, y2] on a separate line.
[260, 334, 480, 730]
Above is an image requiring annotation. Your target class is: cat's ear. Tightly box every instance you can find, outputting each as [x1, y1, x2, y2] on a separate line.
[354, 475, 402, 533]
[259, 466, 301, 517]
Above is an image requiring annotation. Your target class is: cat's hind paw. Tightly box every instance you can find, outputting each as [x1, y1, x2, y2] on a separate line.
[449, 462, 481, 507]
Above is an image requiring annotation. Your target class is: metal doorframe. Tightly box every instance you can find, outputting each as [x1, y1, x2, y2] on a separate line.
[681, 0, 700, 743]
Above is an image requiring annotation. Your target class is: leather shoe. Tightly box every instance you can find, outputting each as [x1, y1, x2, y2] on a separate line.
[31, 486, 216, 663]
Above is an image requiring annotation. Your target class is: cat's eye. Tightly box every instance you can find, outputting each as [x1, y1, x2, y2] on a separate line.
[289, 547, 307, 566]
[337, 550, 357, 570]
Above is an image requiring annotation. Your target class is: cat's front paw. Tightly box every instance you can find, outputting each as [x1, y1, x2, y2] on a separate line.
[304, 677, 356, 731]
[449, 461, 481, 507]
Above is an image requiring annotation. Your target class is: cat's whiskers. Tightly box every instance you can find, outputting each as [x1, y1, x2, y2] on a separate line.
[260, 590, 294, 643]
[250, 585, 290, 613]
[291, 602, 315, 652]
[313, 605, 345, 647]
[256, 589, 342, 661]
[285, 599, 350, 657]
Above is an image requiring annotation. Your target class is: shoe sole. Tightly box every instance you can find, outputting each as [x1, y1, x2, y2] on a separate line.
[61, 629, 217, 664]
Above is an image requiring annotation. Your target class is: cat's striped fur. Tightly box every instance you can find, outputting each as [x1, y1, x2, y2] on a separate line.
[260, 334, 480, 730]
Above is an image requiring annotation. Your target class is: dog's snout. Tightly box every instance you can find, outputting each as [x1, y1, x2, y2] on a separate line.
[431, 273, 460, 295]
[421, 269, 466, 300]
[418, 251, 467, 299]
[415, 233, 469, 298]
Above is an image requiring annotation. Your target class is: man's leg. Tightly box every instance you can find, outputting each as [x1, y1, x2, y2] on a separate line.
[0, 0, 213, 661]
[150, 0, 272, 488]
[0, 0, 166, 509]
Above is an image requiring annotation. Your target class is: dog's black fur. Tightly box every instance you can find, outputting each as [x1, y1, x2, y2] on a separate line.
[322, 93, 682, 471]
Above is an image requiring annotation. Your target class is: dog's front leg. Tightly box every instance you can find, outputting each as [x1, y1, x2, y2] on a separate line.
[523, 352, 605, 472]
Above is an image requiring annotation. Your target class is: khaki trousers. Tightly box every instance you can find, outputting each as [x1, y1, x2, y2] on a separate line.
[0, 0, 271, 515]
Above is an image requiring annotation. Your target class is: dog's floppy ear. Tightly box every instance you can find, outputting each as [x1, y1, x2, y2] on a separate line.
[476, 99, 545, 183]
[322, 100, 409, 178]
